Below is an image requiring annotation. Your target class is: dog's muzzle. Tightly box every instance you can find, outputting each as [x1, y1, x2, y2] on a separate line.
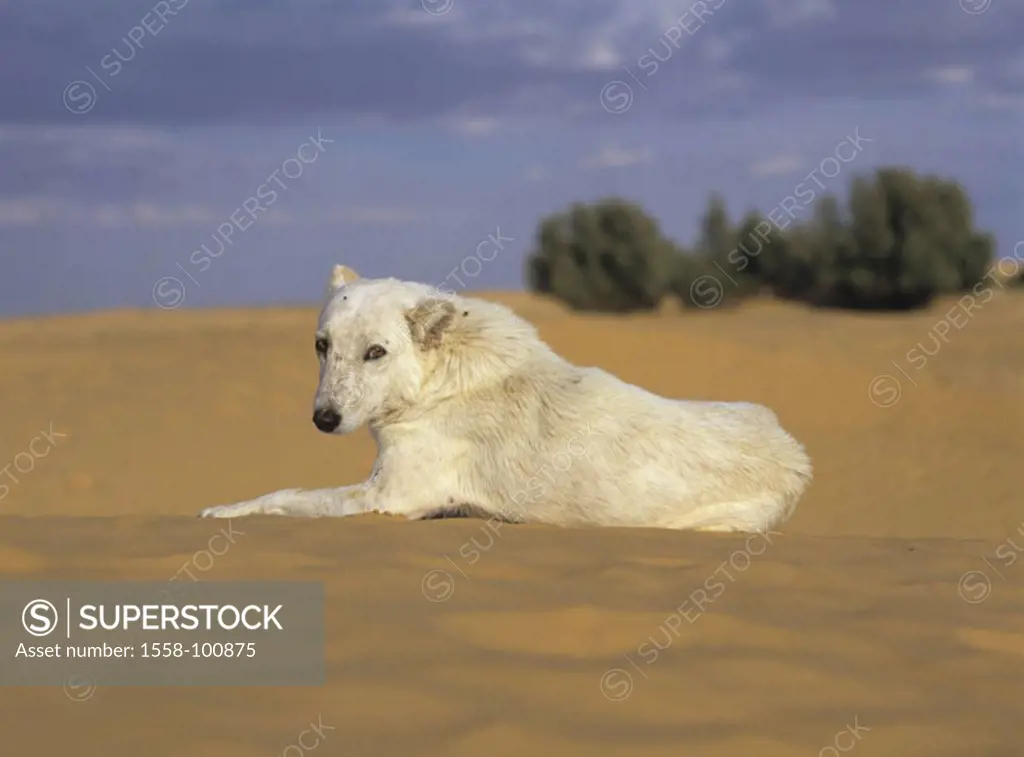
[312, 407, 341, 433]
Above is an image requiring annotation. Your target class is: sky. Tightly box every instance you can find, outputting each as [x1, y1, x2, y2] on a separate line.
[0, 0, 1020, 316]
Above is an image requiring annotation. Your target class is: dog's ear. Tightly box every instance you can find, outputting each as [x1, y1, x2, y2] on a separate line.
[405, 297, 457, 349]
[325, 264, 360, 298]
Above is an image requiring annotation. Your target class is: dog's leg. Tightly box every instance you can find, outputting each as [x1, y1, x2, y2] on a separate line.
[199, 485, 370, 519]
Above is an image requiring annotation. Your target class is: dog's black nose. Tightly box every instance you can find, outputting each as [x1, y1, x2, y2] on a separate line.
[312, 407, 341, 433]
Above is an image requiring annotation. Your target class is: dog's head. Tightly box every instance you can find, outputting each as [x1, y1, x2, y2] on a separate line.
[311, 265, 458, 434]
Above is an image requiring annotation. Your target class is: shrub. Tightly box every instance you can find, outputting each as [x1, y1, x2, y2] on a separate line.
[753, 169, 994, 309]
[672, 196, 761, 309]
[525, 198, 679, 312]
[526, 168, 997, 313]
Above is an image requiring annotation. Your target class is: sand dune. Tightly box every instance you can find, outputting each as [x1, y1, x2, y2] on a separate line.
[1, 291, 1022, 755]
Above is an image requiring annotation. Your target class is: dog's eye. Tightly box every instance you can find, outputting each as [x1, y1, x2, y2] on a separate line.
[364, 344, 387, 361]
[315, 337, 329, 356]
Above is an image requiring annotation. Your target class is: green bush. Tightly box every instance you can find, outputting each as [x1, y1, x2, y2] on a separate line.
[525, 198, 679, 312]
[669, 252, 726, 309]
[759, 169, 994, 309]
[672, 196, 761, 309]
[525, 168, 998, 313]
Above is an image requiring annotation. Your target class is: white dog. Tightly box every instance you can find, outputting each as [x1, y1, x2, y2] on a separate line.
[200, 265, 812, 531]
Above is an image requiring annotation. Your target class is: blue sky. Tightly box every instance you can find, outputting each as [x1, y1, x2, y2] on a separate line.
[0, 0, 1020, 315]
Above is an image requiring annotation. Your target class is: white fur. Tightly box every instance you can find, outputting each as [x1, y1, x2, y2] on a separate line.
[200, 268, 812, 532]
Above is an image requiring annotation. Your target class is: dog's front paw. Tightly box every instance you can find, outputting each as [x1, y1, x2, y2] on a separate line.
[199, 502, 273, 519]
[199, 504, 242, 519]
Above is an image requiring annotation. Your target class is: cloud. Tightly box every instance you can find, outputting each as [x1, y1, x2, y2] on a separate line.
[979, 92, 1024, 111]
[759, 0, 837, 27]
[749, 154, 804, 177]
[0, 198, 226, 229]
[332, 207, 427, 225]
[450, 116, 500, 137]
[0, 125, 186, 200]
[926, 65, 975, 85]
[0, 199, 51, 226]
[0, 0, 1014, 127]
[526, 164, 550, 182]
[582, 144, 654, 170]
[0, 125, 169, 150]
[0, 196, 424, 229]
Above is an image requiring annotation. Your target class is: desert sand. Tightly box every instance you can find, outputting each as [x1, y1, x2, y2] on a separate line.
[1, 291, 1022, 756]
